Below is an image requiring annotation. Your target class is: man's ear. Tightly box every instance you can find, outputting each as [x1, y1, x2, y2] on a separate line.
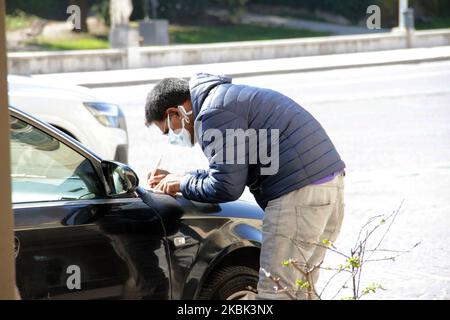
[166, 107, 180, 118]
[182, 99, 193, 112]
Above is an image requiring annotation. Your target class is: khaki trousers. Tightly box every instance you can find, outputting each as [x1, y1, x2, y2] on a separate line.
[256, 173, 345, 300]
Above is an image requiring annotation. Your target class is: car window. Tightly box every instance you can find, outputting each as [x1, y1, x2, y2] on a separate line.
[10, 116, 103, 203]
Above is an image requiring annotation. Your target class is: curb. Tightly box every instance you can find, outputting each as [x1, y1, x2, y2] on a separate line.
[78, 55, 450, 88]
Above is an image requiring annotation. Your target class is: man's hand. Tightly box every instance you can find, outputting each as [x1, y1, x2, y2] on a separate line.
[147, 168, 170, 189]
[154, 174, 182, 196]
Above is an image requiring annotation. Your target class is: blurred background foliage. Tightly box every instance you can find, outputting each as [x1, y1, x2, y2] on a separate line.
[6, 0, 450, 26]
[5, 0, 450, 50]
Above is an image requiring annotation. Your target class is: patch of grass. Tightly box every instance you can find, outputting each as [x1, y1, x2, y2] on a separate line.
[6, 11, 37, 31]
[169, 24, 331, 44]
[416, 17, 450, 30]
[31, 36, 109, 50]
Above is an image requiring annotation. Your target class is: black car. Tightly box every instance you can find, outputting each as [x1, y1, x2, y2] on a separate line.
[9, 106, 264, 300]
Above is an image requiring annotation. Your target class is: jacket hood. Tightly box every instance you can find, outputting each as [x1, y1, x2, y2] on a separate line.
[189, 73, 232, 117]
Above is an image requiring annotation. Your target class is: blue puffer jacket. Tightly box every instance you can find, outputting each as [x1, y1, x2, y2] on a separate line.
[180, 73, 345, 209]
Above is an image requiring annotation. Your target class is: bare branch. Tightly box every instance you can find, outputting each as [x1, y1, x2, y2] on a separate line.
[355, 214, 384, 245]
[362, 200, 405, 266]
[320, 268, 345, 297]
[331, 272, 355, 300]
[260, 268, 296, 300]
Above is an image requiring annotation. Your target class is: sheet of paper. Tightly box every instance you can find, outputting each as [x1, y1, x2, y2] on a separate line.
[147, 188, 182, 196]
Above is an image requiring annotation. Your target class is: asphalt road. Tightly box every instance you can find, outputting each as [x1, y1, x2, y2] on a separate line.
[92, 60, 450, 299]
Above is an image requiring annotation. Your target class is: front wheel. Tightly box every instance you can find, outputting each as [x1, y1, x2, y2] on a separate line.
[198, 266, 259, 300]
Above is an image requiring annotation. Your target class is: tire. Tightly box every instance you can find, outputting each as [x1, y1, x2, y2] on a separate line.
[198, 266, 259, 300]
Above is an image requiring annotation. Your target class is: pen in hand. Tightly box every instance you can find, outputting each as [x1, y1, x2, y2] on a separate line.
[148, 155, 168, 191]
[154, 155, 163, 172]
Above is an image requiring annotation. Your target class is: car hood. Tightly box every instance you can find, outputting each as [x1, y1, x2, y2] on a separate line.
[216, 200, 264, 220]
[8, 75, 111, 103]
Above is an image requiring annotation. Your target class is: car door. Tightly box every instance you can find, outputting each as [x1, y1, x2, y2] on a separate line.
[10, 113, 171, 299]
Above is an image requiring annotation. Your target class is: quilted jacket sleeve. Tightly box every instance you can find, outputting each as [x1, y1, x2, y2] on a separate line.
[180, 108, 249, 203]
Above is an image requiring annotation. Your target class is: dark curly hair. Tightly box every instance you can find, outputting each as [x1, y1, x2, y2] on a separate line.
[144, 78, 191, 126]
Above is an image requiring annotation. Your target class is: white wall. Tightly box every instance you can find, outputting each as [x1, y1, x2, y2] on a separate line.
[8, 29, 450, 75]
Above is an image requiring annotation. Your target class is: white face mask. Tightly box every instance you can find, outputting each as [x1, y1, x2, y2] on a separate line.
[167, 105, 194, 148]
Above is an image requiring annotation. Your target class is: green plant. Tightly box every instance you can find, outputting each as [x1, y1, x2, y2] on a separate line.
[135, 0, 210, 21]
[249, 0, 376, 23]
[221, 0, 250, 23]
[5, 10, 38, 31]
[6, 0, 66, 20]
[262, 201, 420, 300]
[91, 0, 110, 26]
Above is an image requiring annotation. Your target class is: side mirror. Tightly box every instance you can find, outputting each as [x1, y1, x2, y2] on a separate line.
[102, 161, 139, 196]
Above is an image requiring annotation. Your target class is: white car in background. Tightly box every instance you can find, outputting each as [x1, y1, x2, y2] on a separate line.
[8, 75, 128, 163]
